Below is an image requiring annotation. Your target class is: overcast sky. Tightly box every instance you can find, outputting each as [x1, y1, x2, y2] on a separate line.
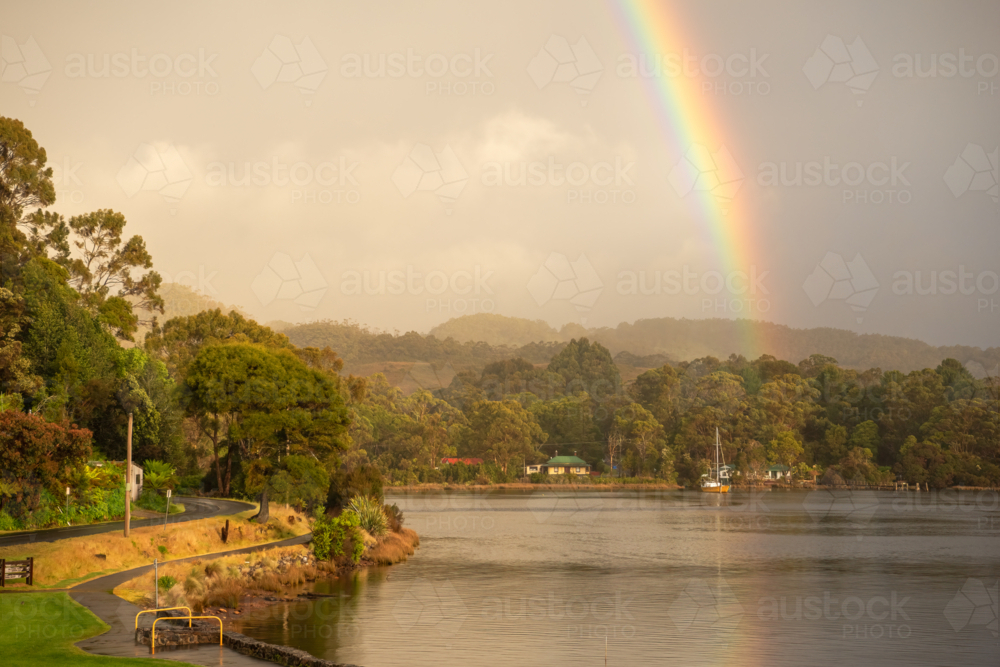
[5, 0, 998, 348]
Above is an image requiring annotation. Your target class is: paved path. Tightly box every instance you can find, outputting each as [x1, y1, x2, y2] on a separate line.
[0, 497, 255, 547]
[69, 533, 311, 666]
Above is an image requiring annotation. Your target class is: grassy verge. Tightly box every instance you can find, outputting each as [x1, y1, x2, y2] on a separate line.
[0, 592, 199, 667]
[0, 503, 311, 589]
[132, 490, 185, 515]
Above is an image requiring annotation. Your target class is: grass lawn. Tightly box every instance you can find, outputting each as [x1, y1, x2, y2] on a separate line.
[0, 592, 198, 667]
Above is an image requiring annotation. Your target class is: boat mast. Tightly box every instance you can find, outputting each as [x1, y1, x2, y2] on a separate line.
[715, 427, 720, 482]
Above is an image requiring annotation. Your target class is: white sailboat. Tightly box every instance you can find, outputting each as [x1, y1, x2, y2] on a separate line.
[700, 427, 730, 493]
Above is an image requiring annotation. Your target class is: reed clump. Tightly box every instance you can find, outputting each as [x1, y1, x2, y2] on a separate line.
[369, 527, 420, 565]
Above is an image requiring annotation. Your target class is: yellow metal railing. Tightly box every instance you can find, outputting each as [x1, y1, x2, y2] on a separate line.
[135, 607, 192, 630]
[151, 615, 222, 654]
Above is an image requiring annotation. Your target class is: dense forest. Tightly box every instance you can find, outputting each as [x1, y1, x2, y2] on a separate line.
[428, 313, 1000, 376]
[1, 116, 998, 534]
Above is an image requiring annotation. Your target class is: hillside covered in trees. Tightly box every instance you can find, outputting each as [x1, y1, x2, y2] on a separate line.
[429, 314, 1000, 376]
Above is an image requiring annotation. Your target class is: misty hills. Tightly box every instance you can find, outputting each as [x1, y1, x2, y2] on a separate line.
[427, 314, 1000, 376]
[152, 287, 999, 387]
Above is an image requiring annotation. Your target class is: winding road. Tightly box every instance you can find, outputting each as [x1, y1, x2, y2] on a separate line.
[0, 497, 254, 547]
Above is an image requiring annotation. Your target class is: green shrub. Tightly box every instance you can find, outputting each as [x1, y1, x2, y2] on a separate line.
[134, 489, 182, 513]
[157, 545, 168, 556]
[312, 510, 363, 563]
[177, 474, 204, 492]
[157, 575, 177, 591]
[348, 495, 388, 537]
[0, 511, 22, 531]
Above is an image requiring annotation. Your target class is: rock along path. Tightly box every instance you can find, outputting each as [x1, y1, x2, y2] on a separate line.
[69, 533, 311, 667]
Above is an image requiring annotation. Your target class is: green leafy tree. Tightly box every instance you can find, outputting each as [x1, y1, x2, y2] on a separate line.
[26, 209, 164, 338]
[613, 403, 663, 476]
[182, 343, 350, 500]
[546, 338, 621, 398]
[0, 117, 55, 270]
[459, 399, 546, 474]
[767, 431, 804, 470]
[530, 394, 602, 464]
[146, 309, 292, 377]
[0, 287, 41, 395]
[268, 454, 330, 510]
[629, 364, 683, 434]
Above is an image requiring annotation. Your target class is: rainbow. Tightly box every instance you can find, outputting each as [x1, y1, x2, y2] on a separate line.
[612, 0, 766, 359]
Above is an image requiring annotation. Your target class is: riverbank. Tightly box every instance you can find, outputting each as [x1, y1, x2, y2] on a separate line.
[389, 482, 683, 491]
[114, 527, 420, 620]
[0, 502, 310, 589]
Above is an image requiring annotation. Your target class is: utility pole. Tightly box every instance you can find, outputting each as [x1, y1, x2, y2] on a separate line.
[124, 411, 132, 538]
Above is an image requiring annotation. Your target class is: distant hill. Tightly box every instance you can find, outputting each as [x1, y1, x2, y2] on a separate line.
[134, 283, 247, 344]
[429, 314, 1000, 376]
[282, 319, 565, 376]
[427, 313, 563, 346]
[157, 283, 247, 322]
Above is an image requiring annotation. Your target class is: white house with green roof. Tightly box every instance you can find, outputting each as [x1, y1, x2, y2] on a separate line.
[525, 454, 591, 476]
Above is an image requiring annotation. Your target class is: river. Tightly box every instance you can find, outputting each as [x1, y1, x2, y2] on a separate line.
[229, 489, 1000, 666]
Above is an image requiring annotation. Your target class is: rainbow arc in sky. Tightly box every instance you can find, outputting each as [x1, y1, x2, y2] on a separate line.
[613, 0, 766, 359]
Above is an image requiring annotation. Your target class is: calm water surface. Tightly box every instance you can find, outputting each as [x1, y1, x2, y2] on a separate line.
[230, 489, 999, 666]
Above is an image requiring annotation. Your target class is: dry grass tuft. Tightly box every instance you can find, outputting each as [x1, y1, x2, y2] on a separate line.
[369, 527, 420, 565]
[204, 577, 244, 609]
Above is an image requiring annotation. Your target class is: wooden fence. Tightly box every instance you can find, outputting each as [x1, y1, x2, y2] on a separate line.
[0, 557, 34, 586]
